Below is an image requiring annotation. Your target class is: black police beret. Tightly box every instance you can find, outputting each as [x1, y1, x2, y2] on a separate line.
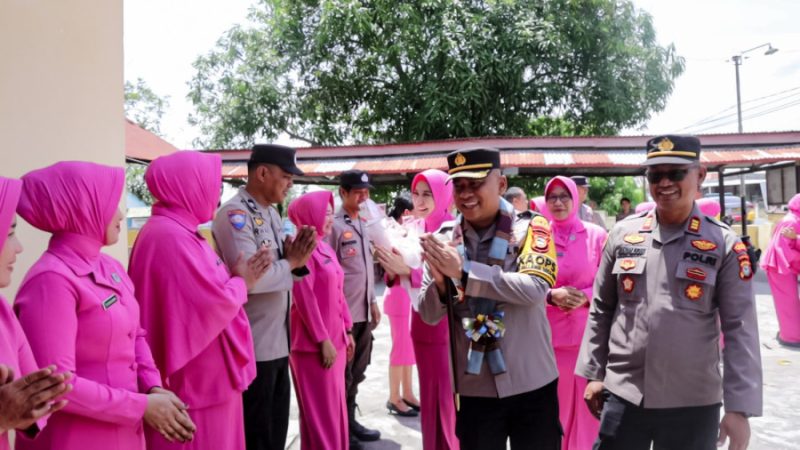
[248, 144, 304, 175]
[644, 135, 701, 166]
[446, 148, 501, 179]
[340, 170, 373, 189]
[570, 175, 589, 187]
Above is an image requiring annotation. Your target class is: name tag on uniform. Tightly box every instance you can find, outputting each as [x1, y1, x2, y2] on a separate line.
[102, 294, 119, 310]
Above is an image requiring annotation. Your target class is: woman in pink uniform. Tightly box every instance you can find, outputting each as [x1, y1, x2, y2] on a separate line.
[378, 194, 420, 417]
[0, 177, 71, 450]
[128, 151, 270, 449]
[543, 176, 606, 450]
[14, 162, 194, 450]
[287, 191, 355, 450]
[761, 193, 800, 347]
[384, 169, 458, 450]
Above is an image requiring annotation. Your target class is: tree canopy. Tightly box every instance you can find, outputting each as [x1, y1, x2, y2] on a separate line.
[189, 0, 684, 148]
[125, 78, 170, 137]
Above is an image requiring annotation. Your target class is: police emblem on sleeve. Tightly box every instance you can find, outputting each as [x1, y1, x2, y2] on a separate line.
[517, 215, 557, 287]
[685, 283, 704, 301]
[228, 209, 247, 230]
[621, 275, 635, 293]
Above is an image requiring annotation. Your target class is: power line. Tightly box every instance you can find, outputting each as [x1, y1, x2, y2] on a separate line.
[690, 99, 800, 133]
[676, 85, 800, 132]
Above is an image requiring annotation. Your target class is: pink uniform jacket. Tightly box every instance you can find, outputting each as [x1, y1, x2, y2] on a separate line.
[409, 170, 454, 345]
[287, 190, 352, 450]
[545, 176, 606, 450]
[14, 162, 161, 450]
[762, 194, 800, 275]
[128, 152, 255, 412]
[408, 169, 459, 450]
[0, 177, 45, 450]
[545, 176, 607, 349]
[288, 191, 353, 354]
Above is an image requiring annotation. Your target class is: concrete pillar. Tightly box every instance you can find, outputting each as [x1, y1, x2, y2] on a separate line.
[0, 0, 126, 299]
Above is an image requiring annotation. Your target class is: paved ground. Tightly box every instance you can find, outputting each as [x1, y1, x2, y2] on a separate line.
[287, 272, 800, 449]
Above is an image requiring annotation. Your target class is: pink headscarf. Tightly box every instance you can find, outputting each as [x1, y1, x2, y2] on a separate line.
[0, 177, 22, 254]
[531, 196, 551, 221]
[697, 198, 721, 217]
[129, 151, 254, 401]
[411, 169, 453, 233]
[288, 190, 339, 274]
[545, 176, 582, 240]
[288, 190, 333, 239]
[18, 162, 123, 261]
[145, 152, 221, 225]
[635, 201, 656, 214]
[761, 193, 800, 274]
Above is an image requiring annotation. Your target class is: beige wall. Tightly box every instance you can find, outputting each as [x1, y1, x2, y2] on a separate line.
[0, 0, 126, 300]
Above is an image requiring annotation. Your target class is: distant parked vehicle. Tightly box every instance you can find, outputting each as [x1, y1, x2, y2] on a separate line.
[704, 194, 754, 223]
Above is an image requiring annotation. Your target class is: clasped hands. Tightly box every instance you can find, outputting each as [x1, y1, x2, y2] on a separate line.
[549, 286, 589, 311]
[420, 234, 463, 293]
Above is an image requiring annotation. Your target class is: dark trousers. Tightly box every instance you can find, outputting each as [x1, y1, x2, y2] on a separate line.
[594, 391, 721, 450]
[345, 321, 373, 418]
[243, 357, 291, 450]
[456, 380, 562, 450]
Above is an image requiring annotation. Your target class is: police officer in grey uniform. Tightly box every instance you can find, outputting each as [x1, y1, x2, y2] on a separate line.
[213, 144, 317, 450]
[571, 176, 607, 230]
[419, 148, 562, 450]
[577, 135, 762, 450]
[328, 170, 381, 449]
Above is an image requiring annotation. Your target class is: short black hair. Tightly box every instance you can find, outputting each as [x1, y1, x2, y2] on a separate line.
[388, 193, 413, 221]
[621, 197, 631, 204]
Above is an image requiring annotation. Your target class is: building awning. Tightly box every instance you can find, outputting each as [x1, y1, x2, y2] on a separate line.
[125, 119, 178, 162]
[206, 131, 800, 184]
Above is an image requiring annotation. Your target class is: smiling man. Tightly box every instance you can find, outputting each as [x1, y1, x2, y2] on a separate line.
[418, 148, 562, 450]
[213, 143, 317, 450]
[576, 135, 763, 450]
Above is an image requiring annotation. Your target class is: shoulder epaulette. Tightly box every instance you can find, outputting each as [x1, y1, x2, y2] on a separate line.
[517, 210, 535, 220]
[705, 215, 731, 230]
[436, 220, 457, 234]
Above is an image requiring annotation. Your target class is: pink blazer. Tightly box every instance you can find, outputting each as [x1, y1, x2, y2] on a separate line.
[15, 237, 162, 450]
[288, 191, 353, 353]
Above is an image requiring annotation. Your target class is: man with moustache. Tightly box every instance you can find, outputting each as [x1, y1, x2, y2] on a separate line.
[213, 144, 317, 450]
[577, 135, 763, 450]
[418, 148, 562, 449]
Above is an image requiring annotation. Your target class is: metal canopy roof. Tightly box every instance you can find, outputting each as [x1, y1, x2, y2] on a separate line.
[204, 131, 800, 185]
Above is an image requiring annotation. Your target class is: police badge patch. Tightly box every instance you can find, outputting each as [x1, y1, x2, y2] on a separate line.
[228, 209, 247, 230]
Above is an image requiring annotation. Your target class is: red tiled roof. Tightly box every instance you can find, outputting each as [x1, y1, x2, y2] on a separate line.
[205, 131, 800, 181]
[125, 119, 178, 161]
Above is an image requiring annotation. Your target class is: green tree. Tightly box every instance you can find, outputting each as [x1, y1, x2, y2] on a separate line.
[188, 0, 684, 148]
[124, 78, 171, 206]
[125, 164, 156, 206]
[125, 78, 170, 136]
[589, 176, 645, 216]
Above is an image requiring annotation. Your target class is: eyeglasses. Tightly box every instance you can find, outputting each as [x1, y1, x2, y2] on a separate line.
[545, 193, 572, 204]
[645, 168, 690, 184]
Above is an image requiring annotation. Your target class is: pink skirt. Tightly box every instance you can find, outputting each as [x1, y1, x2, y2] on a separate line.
[388, 312, 416, 366]
[412, 340, 459, 450]
[290, 350, 348, 450]
[145, 395, 245, 450]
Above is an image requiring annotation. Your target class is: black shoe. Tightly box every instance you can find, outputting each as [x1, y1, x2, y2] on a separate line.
[402, 398, 421, 412]
[386, 400, 418, 417]
[349, 435, 364, 450]
[776, 331, 800, 348]
[350, 420, 381, 441]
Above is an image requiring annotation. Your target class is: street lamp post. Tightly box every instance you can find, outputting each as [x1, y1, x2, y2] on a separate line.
[728, 43, 778, 237]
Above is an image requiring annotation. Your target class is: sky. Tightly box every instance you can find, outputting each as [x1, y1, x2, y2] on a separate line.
[124, 0, 800, 149]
